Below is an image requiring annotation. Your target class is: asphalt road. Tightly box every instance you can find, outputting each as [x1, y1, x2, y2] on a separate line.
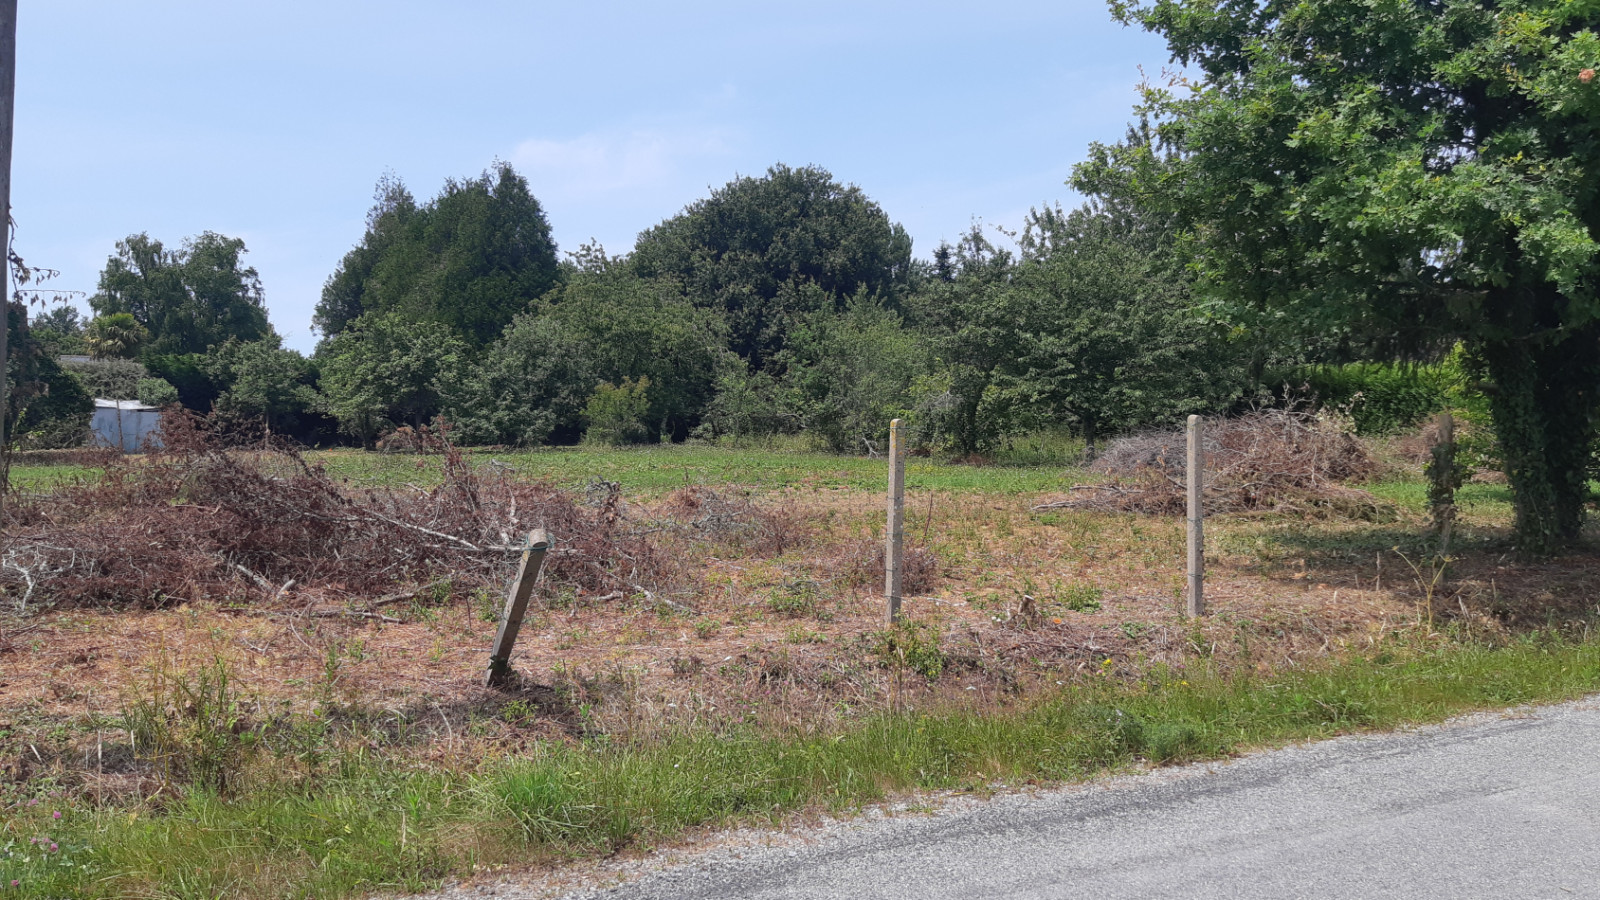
[524, 699, 1600, 900]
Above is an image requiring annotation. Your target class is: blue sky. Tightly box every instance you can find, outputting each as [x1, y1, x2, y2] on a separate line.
[15, 1, 1172, 353]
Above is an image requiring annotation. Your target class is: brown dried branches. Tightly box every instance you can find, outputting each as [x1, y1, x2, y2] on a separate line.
[1045, 408, 1383, 517]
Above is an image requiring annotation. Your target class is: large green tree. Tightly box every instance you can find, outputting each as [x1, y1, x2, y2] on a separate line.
[631, 163, 914, 368]
[316, 163, 561, 349]
[543, 252, 733, 442]
[319, 312, 466, 446]
[1082, 0, 1600, 552]
[89, 232, 271, 356]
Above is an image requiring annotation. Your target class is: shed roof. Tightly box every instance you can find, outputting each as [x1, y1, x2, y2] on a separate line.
[93, 398, 159, 411]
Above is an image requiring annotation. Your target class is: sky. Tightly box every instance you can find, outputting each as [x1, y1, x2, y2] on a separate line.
[13, 1, 1174, 354]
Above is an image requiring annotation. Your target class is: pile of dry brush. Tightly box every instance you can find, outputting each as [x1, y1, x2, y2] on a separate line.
[0, 412, 679, 611]
[1050, 408, 1383, 516]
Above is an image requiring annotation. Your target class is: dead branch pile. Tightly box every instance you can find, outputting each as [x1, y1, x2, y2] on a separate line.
[0, 411, 678, 611]
[1047, 408, 1382, 516]
[658, 485, 808, 557]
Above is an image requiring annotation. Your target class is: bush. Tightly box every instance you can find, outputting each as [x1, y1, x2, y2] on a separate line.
[60, 357, 146, 399]
[1275, 362, 1452, 435]
[584, 377, 653, 446]
[137, 377, 181, 406]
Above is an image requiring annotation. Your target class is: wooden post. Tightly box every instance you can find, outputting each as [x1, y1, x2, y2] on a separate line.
[0, 1, 15, 508]
[1186, 415, 1205, 618]
[485, 528, 550, 688]
[885, 418, 905, 624]
[1435, 411, 1456, 558]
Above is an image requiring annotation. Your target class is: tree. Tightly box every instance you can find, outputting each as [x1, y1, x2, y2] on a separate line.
[988, 203, 1242, 458]
[28, 305, 84, 357]
[442, 314, 593, 446]
[316, 163, 561, 349]
[6, 301, 92, 450]
[543, 256, 733, 441]
[84, 312, 147, 359]
[778, 296, 931, 452]
[1082, 0, 1600, 552]
[318, 312, 466, 446]
[631, 163, 914, 368]
[89, 232, 271, 356]
[203, 336, 321, 434]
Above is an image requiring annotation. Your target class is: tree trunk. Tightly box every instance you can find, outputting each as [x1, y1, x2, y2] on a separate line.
[1478, 326, 1600, 554]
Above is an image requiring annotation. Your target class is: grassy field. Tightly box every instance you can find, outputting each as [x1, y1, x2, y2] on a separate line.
[3, 436, 1598, 898]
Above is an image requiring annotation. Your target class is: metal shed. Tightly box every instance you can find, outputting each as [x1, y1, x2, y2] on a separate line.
[90, 399, 162, 452]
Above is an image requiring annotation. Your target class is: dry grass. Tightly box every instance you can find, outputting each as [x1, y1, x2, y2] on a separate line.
[3, 416, 1590, 804]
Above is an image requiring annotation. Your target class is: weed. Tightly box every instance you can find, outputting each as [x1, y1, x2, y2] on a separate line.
[1062, 583, 1103, 613]
[121, 655, 258, 793]
[692, 619, 721, 640]
[766, 580, 825, 619]
[869, 620, 945, 681]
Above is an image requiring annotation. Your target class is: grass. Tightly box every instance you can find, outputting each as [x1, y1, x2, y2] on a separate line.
[4, 630, 1599, 899]
[309, 444, 1083, 496]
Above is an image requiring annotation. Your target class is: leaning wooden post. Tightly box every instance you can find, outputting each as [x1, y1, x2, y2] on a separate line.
[885, 418, 906, 625]
[485, 528, 550, 688]
[1186, 415, 1205, 618]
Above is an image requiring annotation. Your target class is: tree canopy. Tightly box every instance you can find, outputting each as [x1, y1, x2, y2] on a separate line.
[631, 163, 914, 368]
[1080, 0, 1600, 551]
[89, 232, 271, 356]
[316, 163, 561, 349]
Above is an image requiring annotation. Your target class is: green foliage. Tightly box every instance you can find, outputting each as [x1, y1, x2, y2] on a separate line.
[89, 232, 271, 356]
[631, 163, 914, 368]
[869, 620, 945, 681]
[583, 377, 653, 446]
[7, 303, 94, 450]
[443, 314, 593, 446]
[316, 164, 561, 349]
[142, 353, 220, 412]
[121, 657, 258, 794]
[59, 357, 146, 400]
[779, 296, 931, 452]
[318, 312, 466, 445]
[83, 312, 147, 360]
[135, 377, 179, 407]
[545, 256, 732, 441]
[1277, 363, 1453, 435]
[203, 336, 322, 432]
[916, 205, 1238, 455]
[1083, 0, 1600, 551]
[27, 304, 85, 356]
[696, 368, 792, 443]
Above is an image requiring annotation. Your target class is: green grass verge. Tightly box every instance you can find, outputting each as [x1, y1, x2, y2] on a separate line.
[5, 633, 1599, 899]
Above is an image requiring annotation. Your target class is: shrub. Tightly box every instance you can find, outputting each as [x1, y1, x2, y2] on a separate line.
[60, 357, 146, 400]
[584, 377, 653, 446]
[1274, 362, 1452, 435]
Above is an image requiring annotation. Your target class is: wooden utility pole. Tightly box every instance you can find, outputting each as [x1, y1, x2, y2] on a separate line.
[885, 418, 905, 624]
[485, 528, 550, 688]
[1186, 415, 1205, 618]
[0, 0, 16, 513]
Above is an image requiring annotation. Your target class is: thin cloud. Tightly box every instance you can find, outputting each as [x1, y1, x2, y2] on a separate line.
[512, 127, 741, 196]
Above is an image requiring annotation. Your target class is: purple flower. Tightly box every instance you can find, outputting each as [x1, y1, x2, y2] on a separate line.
[49, 843, 58, 852]
[25, 799, 36, 807]
[51, 811, 60, 820]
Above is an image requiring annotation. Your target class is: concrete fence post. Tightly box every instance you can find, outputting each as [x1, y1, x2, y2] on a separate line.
[1187, 415, 1205, 618]
[885, 418, 905, 625]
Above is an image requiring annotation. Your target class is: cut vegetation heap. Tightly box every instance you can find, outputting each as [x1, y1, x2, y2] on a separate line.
[1053, 409, 1383, 518]
[0, 410, 677, 611]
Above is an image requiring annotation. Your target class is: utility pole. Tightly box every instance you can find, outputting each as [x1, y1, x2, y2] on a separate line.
[0, 0, 16, 513]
